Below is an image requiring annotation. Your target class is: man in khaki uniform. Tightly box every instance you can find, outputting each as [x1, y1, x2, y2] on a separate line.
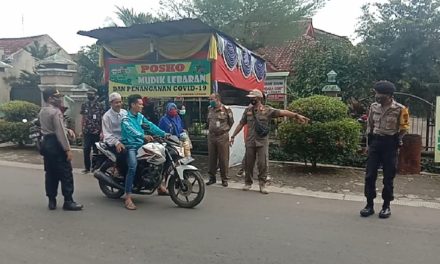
[230, 89, 309, 194]
[360, 81, 409, 219]
[207, 93, 234, 187]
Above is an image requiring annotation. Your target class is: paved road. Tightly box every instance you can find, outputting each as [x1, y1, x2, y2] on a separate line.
[0, 165, 439, 264]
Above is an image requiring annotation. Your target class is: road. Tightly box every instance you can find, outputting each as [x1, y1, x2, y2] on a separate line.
[0, 165, 439, 264]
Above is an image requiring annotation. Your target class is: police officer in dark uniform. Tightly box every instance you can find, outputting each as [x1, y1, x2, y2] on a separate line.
[360, 81, 409, 218]
[39, 88, 83, 211]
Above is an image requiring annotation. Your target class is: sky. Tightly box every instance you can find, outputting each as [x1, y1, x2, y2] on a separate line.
[0, 0, 379, 53]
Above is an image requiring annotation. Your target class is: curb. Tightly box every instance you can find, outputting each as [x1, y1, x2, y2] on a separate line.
[1, 159, 439, 210]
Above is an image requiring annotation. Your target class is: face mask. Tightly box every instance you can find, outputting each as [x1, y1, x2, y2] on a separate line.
[51, 97, 62, 107]
[375, 95, 389, 105]
[169, 109, 178, 117]
[250, 99, 258, 105]
[209, 101, 217, 108]
[179, 110, 186, 116]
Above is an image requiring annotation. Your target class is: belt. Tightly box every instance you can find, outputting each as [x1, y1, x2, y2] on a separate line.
[372, 134, 398, 139]
[210, 130, 228, 136]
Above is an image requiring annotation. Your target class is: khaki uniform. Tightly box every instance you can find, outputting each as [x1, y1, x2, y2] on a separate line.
[207, 105, 234, 181]
[240, 105, 280, 185]
[365, 100, 409, 202]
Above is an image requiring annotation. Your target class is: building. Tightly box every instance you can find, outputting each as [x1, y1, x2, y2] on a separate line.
[0, 34, 73, 104]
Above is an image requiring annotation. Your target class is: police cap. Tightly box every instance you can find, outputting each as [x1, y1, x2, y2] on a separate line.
[373, 80, 396, 95]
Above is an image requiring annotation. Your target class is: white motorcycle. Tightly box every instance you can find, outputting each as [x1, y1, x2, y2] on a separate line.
[92, 135, 205, 208]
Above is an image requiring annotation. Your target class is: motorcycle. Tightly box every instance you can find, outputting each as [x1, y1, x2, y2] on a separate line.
[92, 135, 205, 208]
[23, 118, 42, 151]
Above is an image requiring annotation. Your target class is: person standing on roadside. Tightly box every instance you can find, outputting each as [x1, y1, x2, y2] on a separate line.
[360, 81, 409, 219]
[230, 89, 309, 194]
[206, 93, 234, 187]
[39, 88, 83, 211]
[80, 88, 104, 174]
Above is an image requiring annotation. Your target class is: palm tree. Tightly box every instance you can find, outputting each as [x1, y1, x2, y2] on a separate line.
[115, 6, 159, 27]
[25, 41, 50, 60]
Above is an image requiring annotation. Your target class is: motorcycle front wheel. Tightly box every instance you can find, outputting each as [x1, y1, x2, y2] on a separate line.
[169, 170, 205, 208]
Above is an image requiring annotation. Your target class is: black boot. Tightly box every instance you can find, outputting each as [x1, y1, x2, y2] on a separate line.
[379, 201, 391, 218]
[48, 198, 57, 210]
[63, 201, 83, 211]
[206, 178, 216, 186]
[360, 199, 375, 217]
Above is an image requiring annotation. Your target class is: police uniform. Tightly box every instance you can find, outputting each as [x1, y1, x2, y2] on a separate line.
[240, 105, 280, 187]
[39, 90, 82, 210]
[207, 104, 234, 184]
[361, 81, 409, 218]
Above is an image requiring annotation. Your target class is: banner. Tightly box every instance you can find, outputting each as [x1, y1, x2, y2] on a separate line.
[435, 97, 440, 162]
[109, 60, 211, 97]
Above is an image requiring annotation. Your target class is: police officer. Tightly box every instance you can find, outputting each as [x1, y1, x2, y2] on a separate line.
[360, 81, 409, 219]
[206, 93, 234, 187]
[39, 88, 83, 211]
[230, 89, 309, 194]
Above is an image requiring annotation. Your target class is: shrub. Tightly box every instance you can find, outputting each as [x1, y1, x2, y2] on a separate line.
[0, 100, 40, 122]
[278, 95, 360, 168]
[288, 95, 348, 123]
[0, 120, 32, 145]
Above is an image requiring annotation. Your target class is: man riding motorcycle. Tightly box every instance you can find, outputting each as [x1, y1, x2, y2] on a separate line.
[121, 94, 168, 210]
[101, 92, 128, 177]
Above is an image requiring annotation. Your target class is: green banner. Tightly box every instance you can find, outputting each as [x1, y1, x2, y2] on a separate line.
[109, 60, 211, 98]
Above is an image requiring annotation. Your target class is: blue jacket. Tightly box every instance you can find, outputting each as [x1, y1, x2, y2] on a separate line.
[121, 111, 166, 149]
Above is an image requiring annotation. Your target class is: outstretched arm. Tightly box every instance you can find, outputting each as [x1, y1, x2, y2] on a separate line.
[279, 110, 309, 124]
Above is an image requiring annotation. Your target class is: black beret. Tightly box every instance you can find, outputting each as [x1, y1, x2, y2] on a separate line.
[374, 80, 396, 95]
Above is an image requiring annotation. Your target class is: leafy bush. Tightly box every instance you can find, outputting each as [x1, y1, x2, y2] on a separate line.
[0, 120, 32, 145]
[0, 100, 40, 122]
[279, 96, 360, 168]
[288, 95, 348, 123]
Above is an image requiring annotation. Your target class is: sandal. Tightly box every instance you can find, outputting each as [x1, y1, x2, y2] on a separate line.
[157, 185, 169, 196]
[124, 199, 137, 210]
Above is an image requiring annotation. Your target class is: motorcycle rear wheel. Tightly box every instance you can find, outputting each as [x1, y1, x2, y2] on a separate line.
[169, 170, 205, 208]
[99, 162, 124, 199]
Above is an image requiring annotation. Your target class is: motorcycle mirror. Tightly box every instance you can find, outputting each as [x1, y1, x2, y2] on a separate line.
[22, 119, 28, 123]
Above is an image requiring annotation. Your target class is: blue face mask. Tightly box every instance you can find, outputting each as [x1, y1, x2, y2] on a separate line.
[209, 101, 217, 108]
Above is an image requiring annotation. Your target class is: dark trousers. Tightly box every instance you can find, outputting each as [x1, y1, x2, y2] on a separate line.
[208, 133, 230, 181]
[83, 133, 100, 171]
[365, 134, 399, 203]
[43, 152, 74, 201]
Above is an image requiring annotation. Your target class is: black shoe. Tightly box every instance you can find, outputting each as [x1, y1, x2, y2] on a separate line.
[63, 201, 83, 211]
[206, 179, 216, 186]
[221, 181, 228, 187]
[81, 169, 90, 174]
[48, 199, 56, 210]
[379, 207, 391, 219]
[360, 206, 375, 217]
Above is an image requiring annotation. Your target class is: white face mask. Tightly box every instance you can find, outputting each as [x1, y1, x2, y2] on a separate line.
[179, 110, 186, 115]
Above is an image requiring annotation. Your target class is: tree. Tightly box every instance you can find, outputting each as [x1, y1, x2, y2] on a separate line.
[160, 0, 328, 49]
[24, 41, 57, 60]
[114, 6, 163, 26]
[356, 0, 440, 102]
[289, 38, 374, 100]
[75, 44, 103, 88]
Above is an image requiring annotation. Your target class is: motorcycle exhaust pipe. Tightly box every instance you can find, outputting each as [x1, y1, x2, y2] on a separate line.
[94, 171, 124, 190]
